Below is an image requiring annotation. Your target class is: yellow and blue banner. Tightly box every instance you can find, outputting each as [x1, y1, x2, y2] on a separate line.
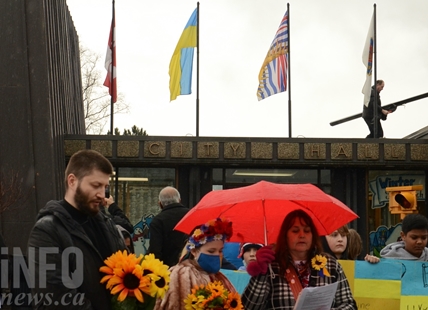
[224, 259, 428, 309]
[169, 8, 197, 101]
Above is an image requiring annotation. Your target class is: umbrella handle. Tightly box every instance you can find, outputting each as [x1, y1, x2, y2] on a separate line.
[263, 199, 267, 245]
[268, 264, 275, 278]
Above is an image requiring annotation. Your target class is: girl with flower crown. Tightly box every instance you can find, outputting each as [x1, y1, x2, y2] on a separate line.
[241, 210, 357, 310]
[153, 218, 237, 310]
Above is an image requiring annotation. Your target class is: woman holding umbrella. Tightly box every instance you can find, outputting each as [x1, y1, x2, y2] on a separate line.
[154, 218, 237, 310]
[241, 210, 357, 310]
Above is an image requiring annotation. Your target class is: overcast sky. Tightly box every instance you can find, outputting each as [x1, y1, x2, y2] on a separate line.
[66, 0, 428, 139]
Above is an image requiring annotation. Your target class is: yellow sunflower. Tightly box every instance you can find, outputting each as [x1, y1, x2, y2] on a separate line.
[207, 281, 225, 298]
[225, 291, 243, 310]
[100, 250, 153, 303]
[185, 281, 242, 309]
[190, 284, 209, 298]
[311, 254, 327, 270]
[201, 294, 215, 307]
[141, 253, 171, 298]
[100, 250, 143, 284]
[184, 293, 205, 310]
[311, 254, 331, 277]
[108, 263, 152, 302]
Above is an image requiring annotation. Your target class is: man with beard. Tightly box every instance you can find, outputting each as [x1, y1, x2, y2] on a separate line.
[27, 150, 126, 309]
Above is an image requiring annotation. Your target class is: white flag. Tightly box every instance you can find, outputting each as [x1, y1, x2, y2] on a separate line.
[362, 12, 374, 107]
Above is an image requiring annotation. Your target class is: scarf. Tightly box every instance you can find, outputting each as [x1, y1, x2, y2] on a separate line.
[294, 260, 310, 288]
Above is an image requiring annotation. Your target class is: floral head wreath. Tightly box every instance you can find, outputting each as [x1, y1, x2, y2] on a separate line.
[186, 218, 233, 251]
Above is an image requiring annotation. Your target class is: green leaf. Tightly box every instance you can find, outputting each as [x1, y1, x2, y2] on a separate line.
[138, 295, 156, 310]
[110, 294, 157, 310]
[111, 295, 138, 310]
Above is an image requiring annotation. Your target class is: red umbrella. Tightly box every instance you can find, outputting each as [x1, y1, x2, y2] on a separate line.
[175, 181, 358, 245]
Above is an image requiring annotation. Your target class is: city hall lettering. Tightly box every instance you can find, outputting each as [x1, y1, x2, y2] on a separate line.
[64, 139, 428, 165]
[136, 141, 423, 161]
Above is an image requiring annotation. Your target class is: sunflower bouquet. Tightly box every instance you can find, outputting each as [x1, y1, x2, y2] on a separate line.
[100, 250, 170, 310]
[184, 281, 243, 310]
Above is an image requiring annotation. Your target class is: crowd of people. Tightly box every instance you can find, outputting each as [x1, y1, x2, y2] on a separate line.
[12, 149, 426, 309]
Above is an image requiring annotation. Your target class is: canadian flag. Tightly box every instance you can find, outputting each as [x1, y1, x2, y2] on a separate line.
[103, 18, 117, 103]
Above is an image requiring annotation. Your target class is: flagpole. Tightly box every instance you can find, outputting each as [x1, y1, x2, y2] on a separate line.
[287, 2, 291, 138]
[373, 4, 377, 138]
[196, 2, 200, 137]
[110, 0, 115, 134]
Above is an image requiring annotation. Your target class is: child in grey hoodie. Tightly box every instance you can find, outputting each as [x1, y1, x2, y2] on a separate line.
[380, 213, 428, 261]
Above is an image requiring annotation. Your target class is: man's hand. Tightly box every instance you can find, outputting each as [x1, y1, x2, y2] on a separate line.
[382, 109, 391, 115]
[104, 195, 115, 208]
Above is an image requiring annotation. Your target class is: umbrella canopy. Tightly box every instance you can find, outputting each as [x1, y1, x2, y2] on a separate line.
[175, 181, 358, 245]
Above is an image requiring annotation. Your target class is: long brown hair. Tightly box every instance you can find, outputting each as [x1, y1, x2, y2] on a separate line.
[275, 210, 323, 273]
[347, 228, 363, 260]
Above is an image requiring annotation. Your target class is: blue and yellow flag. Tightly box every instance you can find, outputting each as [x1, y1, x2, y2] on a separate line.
[169, 8, 197, 101]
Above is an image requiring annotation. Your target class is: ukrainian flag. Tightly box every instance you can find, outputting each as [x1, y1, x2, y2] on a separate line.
[169, 8, 197, 101]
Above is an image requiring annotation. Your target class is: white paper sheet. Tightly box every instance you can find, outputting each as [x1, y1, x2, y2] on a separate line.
[293, 282, 338, 310]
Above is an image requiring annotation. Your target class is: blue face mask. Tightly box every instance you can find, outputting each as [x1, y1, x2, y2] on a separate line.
[196, 253, 221, 274]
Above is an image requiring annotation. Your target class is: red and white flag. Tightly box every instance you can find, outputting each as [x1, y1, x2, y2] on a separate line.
[103, 18, 117, 103]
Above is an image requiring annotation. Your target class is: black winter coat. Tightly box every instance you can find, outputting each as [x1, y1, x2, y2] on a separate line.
[103, 202, 134, 234]
[362, 86, 383, 120]
[148, 203, 189, 268]
[27, 200, 126, 310]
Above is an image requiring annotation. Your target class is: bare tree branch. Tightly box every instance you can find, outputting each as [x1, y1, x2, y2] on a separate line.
[0, 167, 33, 214]
[80, 45, 130, 134]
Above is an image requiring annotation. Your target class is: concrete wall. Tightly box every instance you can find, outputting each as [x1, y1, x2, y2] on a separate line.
[0, 0, 85, 250]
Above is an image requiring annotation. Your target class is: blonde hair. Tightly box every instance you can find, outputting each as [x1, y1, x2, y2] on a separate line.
[179, 244, 192, 262]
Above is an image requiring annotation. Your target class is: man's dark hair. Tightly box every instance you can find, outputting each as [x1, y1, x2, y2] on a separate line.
[402, 214, 428, 234]
[376, 79, 384, 86]
[64, 150, 113, 189]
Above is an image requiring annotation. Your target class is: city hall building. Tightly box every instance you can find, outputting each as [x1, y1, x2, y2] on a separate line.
[1, 0, 427, 258]
[63, 135, 428, 256]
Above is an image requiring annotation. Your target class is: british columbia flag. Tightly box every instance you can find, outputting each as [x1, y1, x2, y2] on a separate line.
[257, 11, 288, 101]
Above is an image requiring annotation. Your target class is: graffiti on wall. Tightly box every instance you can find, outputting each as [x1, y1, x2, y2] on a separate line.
[369, 174, 425, 209]
[368, 223, 402, 256]
[132, 214, 154, 255]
